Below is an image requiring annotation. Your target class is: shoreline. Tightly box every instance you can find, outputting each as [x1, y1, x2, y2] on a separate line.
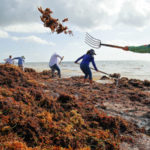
[24, 60, 150, 81]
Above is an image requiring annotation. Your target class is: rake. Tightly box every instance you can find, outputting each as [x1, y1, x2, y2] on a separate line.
[85, 33, 124, 49]
[75, 62, 120, 79]
[59, 56, 64, 65]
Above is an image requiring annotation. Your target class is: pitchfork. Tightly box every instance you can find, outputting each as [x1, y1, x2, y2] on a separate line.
[75, 62, 120, 79]
[85, 33, 124, 49]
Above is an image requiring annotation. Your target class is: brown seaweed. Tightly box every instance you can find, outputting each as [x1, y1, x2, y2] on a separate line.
[38, 7, 73, 35]
[0, 64, 150, 150]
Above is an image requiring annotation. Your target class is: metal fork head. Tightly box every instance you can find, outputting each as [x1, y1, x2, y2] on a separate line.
[85, 33, 101, 49]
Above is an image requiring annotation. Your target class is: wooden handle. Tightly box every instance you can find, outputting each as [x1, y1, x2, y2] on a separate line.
[59, 56, 64, 64]
[90, 67, 110, 76]
[101, 43, 124, 49]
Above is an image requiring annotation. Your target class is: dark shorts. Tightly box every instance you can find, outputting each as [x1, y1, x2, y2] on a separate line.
[80, 63, 92, 80]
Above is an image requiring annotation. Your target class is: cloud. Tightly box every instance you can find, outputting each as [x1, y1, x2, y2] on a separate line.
[43, 0, 111, 30]
[0, 30, 9, 38]
[116, 0, 150, 27]
[4, 23, 49, 33]
[1, 0, 150, 33]
[0, 27, 54, 46]
[0, 0, 119, 31]
[11, 35, 55, 46]
[0, 0, 41, 26]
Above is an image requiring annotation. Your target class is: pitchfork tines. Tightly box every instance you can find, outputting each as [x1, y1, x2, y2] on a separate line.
[85, 33, 101, 49]
[85, 33, 125, 50]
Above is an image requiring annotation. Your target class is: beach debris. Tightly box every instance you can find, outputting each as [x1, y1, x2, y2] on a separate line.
[62, 18, 68, 22]
[143, 80, 150, 86]
[0, 64, 150, 149]
[110, 73, 121, 78]
[99, 73, 120, 80]
[38, 6, 73, 35]
[100, 75, 110, 80]
[24, 68, 36, 73]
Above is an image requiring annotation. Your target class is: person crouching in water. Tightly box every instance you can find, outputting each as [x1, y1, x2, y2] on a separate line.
[49, 53, 64, 78]
[75, 49, 98, 87]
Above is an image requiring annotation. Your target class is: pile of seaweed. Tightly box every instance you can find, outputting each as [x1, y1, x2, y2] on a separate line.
[38, 7, 73, 35]
[0, 64, 147, 150]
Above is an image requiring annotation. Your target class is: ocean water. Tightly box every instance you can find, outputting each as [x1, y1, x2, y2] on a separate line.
[25, 61, 150, 81]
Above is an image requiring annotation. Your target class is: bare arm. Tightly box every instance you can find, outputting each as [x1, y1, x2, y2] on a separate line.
[56, 54, 63, 60]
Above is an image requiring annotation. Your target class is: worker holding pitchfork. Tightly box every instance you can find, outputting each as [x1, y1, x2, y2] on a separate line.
[85, 33, 150, 53]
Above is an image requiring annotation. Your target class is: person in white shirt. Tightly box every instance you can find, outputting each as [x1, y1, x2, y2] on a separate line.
[4, 55, 14, 64]
[49, 53, 64, 78]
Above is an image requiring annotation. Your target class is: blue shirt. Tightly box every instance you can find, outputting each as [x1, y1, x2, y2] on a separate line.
[75, 54, 98, 71]
[13, 57, 24, 65]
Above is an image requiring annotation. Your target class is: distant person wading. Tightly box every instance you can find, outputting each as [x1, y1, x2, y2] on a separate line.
[75, 49, 98, 87]
[49, 53, 64, 78]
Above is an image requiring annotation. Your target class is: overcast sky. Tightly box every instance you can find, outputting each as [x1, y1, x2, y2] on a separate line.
[1, 0, 150, 62]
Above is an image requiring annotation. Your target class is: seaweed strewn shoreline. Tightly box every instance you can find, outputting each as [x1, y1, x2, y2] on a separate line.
[0, 64, 150, 150]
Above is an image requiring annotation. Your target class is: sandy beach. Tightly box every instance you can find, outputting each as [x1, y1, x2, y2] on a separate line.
[0, 64, 150, 150]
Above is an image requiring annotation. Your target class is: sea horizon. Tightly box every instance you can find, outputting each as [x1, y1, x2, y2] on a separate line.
[24, 60, 150, 63]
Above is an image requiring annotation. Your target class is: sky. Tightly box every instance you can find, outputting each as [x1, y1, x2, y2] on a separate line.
[0, 0, 150, 62]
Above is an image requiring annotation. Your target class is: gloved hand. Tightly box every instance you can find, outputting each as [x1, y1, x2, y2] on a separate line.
[122, 46, 129, 51]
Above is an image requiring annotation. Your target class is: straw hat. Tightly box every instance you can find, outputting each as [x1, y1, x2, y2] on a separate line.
[21, 56, 25, 59]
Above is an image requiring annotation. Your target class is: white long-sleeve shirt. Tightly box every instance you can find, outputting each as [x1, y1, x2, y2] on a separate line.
[4, 58, 14, 64]
[49, 53, 62, 67]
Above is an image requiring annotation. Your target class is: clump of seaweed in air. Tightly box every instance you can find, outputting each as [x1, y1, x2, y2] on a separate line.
[38, 6, 73, 35]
